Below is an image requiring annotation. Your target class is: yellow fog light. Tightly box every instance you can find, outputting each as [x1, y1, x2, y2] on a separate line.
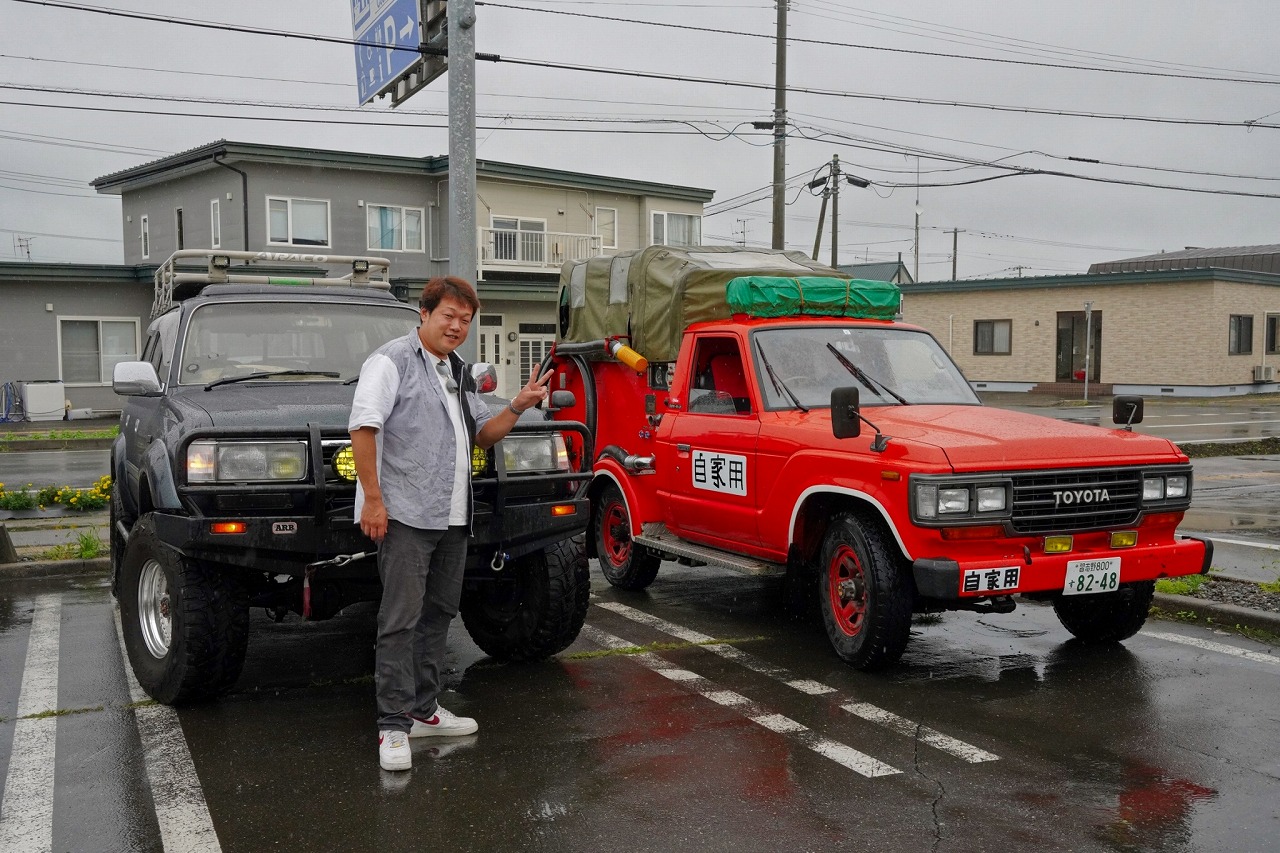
[333, 444, 357, 481]
[471, 445, 489, 475]
[1044, 535, 1074, 553]
[1110, 530, 1138, 548]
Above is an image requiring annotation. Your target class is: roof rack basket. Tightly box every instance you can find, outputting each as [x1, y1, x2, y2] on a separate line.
[152, 250, 392, 316]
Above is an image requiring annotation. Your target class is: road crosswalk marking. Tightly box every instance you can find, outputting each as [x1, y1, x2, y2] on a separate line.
[592, 598, 1000, 763]
[0, 595, 61, 853]
[579, 624, 900, 778]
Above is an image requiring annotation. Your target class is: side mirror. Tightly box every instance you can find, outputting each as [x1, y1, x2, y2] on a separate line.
[113, 361, 162, 397]
[1113, 395, 1144, 429]
[470, 362, 498, 394]
[549, 389, 576, 408]
[831, 386, 862, 439]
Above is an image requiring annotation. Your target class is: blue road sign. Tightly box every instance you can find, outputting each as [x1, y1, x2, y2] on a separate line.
[352, 0, 422, 105]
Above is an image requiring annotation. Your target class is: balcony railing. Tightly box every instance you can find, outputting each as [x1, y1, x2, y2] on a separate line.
[478, 227, 603, 275]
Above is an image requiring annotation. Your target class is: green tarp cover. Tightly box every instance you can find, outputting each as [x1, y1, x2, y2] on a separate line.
[725, 276, 900, 320]
[561, 245, 881, 362]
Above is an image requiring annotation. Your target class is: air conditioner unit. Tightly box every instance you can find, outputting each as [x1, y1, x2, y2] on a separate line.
[1254, 364, 1275, 382]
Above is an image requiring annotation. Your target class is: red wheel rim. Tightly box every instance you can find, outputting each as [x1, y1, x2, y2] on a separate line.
[601, 500, 632, 567]
[828, 544, 868, 636]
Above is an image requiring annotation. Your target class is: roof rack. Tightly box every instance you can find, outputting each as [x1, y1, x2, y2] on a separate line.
[152, 250, 393, 316]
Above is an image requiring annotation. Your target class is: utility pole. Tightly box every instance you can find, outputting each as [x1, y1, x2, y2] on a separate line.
[811, 185, 828, 260]
[448, 0, 479, 362]
[16, 236, 33, 260]
[735, 218, 749, 246]
[913, 156, 921, 282]
[949, 228, 963, 280]
[1083, 301, 1094, 403]
[771, 0, 787, 249]
[830, 153, 841, 268]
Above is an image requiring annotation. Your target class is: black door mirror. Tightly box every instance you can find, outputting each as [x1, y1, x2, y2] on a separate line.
[831, 386, 862, 439]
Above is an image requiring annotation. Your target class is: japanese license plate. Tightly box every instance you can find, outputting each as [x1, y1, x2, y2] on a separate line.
[1062, 557, 1121, 595]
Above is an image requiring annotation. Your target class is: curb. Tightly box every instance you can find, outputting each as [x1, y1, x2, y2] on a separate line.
[1152, 591, 1280, 635]
[0, 557, 110, 579]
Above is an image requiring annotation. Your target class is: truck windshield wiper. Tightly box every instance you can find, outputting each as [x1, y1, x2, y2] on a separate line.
[825, 343, 909, 405]
[755, 339, 809, 412]
[204, 370, 340, 391]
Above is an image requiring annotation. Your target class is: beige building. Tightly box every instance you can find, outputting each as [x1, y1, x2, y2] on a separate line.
[900, 246, 1280, 397]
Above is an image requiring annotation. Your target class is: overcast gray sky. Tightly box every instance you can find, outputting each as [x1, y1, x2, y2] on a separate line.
[2, 0, 1278, 280]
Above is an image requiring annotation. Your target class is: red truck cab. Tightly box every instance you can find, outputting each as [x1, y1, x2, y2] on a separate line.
[549, 246, 1210, 669]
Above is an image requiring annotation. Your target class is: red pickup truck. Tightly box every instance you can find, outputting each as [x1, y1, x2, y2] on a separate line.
[547, 246, 1211, 669]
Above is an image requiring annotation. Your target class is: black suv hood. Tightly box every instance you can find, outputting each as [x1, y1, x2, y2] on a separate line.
[174, 383, 355, 430]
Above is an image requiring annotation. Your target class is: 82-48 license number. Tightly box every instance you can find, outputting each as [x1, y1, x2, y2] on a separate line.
[1063, 557, 1121, 595]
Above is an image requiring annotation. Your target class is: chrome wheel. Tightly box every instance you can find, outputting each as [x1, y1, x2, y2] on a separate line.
[137, 558, 173, 659]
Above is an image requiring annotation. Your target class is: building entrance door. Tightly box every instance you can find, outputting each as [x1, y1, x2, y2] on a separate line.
[1056, 311, 1102, 382]
[477, 314, 505, 394]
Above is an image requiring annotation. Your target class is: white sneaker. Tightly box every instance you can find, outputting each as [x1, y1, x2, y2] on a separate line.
[409, 705, 478, 737]
[378, 729, 411, 771]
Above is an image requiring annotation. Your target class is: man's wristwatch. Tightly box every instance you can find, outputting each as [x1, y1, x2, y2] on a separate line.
[507, 402, 524, 416]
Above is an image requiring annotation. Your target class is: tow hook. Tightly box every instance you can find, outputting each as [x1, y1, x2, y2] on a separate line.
[302, 550, 377, 618]
[491, 551, 509, 572]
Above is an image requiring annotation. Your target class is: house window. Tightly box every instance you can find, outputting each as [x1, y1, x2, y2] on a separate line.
[491, 217, 546, 263]
[651, 211, 701, 247]
[174, 207, 184, 250]
[595, 206, 617, 249]
[367, 204, 425, 252]
[267, 197, 330, 247]
[140, 215, 149, 259]
[518, 322, 556, 387]
[59, 318, 139, 385]
[1229, 315, 1253, 355]
[974, 319, 1012, 355]
[211, 199, 221, 248]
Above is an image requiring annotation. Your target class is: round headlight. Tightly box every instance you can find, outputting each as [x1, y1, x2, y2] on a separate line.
[333, 444, 357, 481]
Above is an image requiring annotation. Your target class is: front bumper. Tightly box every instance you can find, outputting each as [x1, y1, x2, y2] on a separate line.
[148, 497, 590, 579]
[913, 535, 1213, 600]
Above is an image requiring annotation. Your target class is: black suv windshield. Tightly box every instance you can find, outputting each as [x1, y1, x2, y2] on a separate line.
[177, 301, 418, 385]
[753, 325, 980, 408]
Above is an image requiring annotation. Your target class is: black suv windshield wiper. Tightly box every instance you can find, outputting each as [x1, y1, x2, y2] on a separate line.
[203, 370, 340, 391]
[825, 343, 909, 405]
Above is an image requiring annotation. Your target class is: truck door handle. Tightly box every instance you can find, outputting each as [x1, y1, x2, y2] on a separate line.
[677, 443, 690, 452]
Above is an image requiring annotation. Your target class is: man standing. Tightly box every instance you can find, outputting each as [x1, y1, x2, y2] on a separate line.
[349, 276, 550, 772]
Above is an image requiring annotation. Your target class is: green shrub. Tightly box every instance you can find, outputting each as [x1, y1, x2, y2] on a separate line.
[1155, 574, 1210, 596]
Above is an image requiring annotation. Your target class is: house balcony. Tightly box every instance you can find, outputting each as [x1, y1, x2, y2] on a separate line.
[477, 227, 603, 278]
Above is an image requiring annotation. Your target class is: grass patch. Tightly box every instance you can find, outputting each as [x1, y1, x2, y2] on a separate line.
[1233, 624, 1280, 645]
[564, 636, 768, 660]
[0, 475, 112, 511]
[40, 530, 104, 561]
[1155, 574, 1211, 596]
[0, 427, 119, 442]
[21, 705, 104, 720]
[1260, 579, 1280, 595]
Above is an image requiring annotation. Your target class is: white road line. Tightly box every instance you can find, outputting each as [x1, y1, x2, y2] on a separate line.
[579, 624, 900, 778]
[1142, 630, 1280, 667]
[1195, 535, 1280, 552]
[113, 608, 222, 853]
[1144, 419, 1280, 430]
[0, 595, 61, 853]
[592, 598, 999, 763]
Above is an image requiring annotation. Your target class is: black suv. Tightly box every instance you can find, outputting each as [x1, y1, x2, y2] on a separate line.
[111, 251, 591, 704]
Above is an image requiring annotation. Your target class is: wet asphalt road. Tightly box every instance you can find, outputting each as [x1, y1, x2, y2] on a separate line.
[2, 559, 1278, 853]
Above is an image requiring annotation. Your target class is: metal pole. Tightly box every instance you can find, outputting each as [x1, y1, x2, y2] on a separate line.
[830, 154, 840, 268]
[1083, 300, 1093, 403]
[449, 0, 479, 363]
[771, 0, 787, 250]
[811, 186, 828, 260]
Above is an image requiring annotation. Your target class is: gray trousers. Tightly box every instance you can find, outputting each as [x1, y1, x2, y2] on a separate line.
[375, 520, 468, 733]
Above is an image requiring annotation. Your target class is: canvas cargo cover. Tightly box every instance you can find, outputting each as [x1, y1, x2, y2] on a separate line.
[725, 276, 900, 320]
[560, 245, 866, 362]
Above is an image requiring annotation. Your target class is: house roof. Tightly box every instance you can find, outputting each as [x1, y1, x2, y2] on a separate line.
[1088, 244, 1280, 275]
[836, 260, 914, 283]
[899, 265, 1280, 294]
[92, 140, 715, 202]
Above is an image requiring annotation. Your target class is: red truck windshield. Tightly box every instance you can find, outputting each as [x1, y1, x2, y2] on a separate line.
[752, 325, 980, 408]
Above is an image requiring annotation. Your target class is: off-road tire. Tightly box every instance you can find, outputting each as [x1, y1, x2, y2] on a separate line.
[118, 515, 250, 704]
[1052, 581, 1154, 644]
[817, 511, 913, 670]
[460, 537, 590, 661]
[594, 481, 660, 590]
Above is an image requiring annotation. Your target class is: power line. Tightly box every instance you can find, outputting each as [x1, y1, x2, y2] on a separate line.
[0, 226, 118, 243]
[476, 1, 1280, 86]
